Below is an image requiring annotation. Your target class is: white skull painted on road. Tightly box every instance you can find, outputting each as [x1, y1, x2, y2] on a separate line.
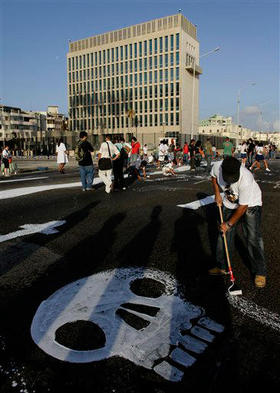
[31, 268, 224, 382]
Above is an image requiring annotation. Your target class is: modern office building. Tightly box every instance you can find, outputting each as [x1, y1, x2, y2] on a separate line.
[67, 13, 201, 145]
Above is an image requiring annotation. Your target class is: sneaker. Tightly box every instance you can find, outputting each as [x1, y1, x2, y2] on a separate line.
[86, 188, 93, 191]
[208, 267, 228, 276]
[82, 189, 86, 192]
[122, 187, 127, 190]
[255, 275, 266, 288]
[265, 168, 271, 172]
[249, 167, 252, 171]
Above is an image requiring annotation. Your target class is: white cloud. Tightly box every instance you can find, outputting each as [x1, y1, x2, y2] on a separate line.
[242, 106, 260, 115]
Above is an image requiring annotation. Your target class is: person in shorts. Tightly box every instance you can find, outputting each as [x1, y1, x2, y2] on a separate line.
[249, 142, 271, 172]
[240, 141, 248, 166]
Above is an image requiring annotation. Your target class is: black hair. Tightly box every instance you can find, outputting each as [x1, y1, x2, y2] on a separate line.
[79, 131, 88, 138]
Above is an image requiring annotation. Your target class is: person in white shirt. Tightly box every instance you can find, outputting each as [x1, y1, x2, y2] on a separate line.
[209, 156, 266, 288]
[249, 142, 271, 172]
[56, 139, 68, 174]
[162, 162, 176, 176]
[240, 141, 248, 166]
[98, 135, 120, 193]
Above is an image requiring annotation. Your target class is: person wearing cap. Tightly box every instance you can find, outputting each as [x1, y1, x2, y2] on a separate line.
[209, 156, 266, 288]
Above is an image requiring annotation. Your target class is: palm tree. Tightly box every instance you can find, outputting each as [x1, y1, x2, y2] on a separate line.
[126, 108, 135, 138]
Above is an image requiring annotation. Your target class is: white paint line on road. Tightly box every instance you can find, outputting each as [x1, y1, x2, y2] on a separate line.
[227, 294, 280, 333]
[0, 176, 48, 183]
[177, 193, 224, 210]
[0, 220, 66, 243]
[0, 177, 104, 200]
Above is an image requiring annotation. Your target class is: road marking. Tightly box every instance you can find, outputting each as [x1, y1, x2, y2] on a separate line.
[227, 294, 280, 333]
[0, 176, 48, 183]
[177, 193, 224, 210]
[0, 221, 66, 243]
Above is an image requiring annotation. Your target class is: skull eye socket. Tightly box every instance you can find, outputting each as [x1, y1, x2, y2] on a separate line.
[130, 278, 166, 298]
[55, 320, 106, 351]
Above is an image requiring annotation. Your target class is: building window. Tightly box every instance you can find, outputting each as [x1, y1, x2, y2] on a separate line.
[159, 37, 163, 53]
[160, 84, 163, 97]
[154, 70, 158, 83]
[165, 113, 168, 125]
[116, 47, 118, 61]
[154, 56, 158, 69]
[159, 70, 163, 82]
[159, 55, 163, 68]
[176, 97, 179, 111]
[107, 49, 110, 63]
[170, 83, 174, 96]
[149, 56, 152, 69]
[129, 43, 133, 59]
[170, 97, 174, 111]
[125, 45, 128, 59]
[155, 114, 158, 126]
[144, 40, 147, 56]
[170, 34, 174, 51]
[165, 36, 168, 52]
[139, 42, 142, 57]
[139, 59, 142, 71]
[144, 58, 147, 70]
[165, 69, 168, 82]
[160, 99, 163, 111]
[120, 46, 123, 60]
[160, 113, 163, 125]
[134, 87, 138, 99]
[144, 86, 148, 98]
[176, 52, 179, 65]
[149, 71, 152, 83]
[165, 83, 168, 96]
[154, 85, 158, 98]
[149, 85, 153, 98]
[165, 98, 168, 111]
[154, 100, 158, 112]
[134, 59, 137, 72]
[176, 33, 179, 50]
[144, 115, 148, 126]
[144, 72, 147, 85]
[176, 67, 179, 80]
[134, 42, 137, 57]
[149, 39, 152, 55]
[130, 60, 133, 72]
[154, 38, 158, 54]
[134, 74, 138, 86]
[176, 82, 179, 95]
[149, 114, 153, 126]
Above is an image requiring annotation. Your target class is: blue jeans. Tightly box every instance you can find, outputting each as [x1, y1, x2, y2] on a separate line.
[216, 206, 266, 276]
[79, 165, 94, 189]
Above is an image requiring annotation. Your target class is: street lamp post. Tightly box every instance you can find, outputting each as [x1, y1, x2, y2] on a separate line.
[191, 47, 220, 139]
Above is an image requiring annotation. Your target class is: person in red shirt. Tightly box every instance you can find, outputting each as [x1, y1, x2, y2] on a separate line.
[130, 137, 141, 165]
[183, 142, 189, 164]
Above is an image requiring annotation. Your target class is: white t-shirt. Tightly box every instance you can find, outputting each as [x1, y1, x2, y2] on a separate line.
[99, 141, 119, 158]
[255, 146, 263, 155]
[143, 146, 148, 154]
[211, 161, 262, 209]
[162, 163, 173, 175]
[240, 144, 247, 154]
[212, 146, 216, 152]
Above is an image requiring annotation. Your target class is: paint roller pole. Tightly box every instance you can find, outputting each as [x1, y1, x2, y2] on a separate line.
[218, 204, 242, 296]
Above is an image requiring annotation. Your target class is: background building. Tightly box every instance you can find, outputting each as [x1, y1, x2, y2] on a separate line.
[0, 105, 69, 153]
[199, 114, 280, 147]
[67, 13, 201, 146]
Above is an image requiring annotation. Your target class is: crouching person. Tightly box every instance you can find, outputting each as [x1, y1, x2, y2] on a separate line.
[209, 156, 266, 288]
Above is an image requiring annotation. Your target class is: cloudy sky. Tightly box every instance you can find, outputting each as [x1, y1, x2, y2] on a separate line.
[1, 0, 279, 131]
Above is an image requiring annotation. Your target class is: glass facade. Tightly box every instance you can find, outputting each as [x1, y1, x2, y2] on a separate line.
[68, 33, 182, 131]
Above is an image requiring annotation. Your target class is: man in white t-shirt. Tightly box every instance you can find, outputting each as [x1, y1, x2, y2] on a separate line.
[98, 135, 120, 193]
[209, 156, 266, 288]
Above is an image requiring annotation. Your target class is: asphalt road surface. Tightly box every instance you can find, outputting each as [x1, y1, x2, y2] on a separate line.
[0, 160, 280, 393]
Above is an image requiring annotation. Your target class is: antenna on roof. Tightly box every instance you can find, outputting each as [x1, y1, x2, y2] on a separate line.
[178, 9, 182, 13]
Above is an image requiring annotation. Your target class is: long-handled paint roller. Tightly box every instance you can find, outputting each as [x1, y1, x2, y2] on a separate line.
[218, 205, 242, 296]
